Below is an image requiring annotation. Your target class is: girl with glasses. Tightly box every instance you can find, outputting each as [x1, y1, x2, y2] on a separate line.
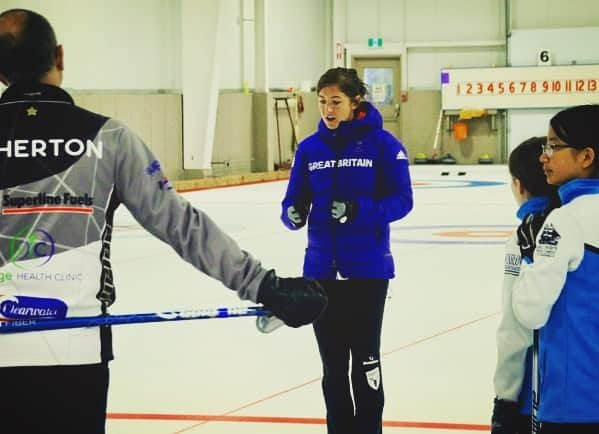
[512, 105, 599, 434]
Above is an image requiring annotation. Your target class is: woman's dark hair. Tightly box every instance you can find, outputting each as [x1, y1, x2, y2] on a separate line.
[550, 104, 599, 151]
[317, 67, 367, 102]
[0, 9, 58, 83]
[550, 104, 599, 176]
[509, 136, 555, 197]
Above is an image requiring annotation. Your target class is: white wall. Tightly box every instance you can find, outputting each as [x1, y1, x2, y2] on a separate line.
[403, 0, 503, 42]
[341, 0, 506, 89]
[1, 0, 182, 90]
[217, 0, 243, 89]
[0, 0, 327, 91]
[509, 27, 599, 67]
[507, 108, 558, 154]
[408, 47, 505, 90]
[511, 0, 599, 29]
[267, 0, 327, 90]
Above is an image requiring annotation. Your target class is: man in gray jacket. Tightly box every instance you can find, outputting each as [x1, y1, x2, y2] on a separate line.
[0, 8, 326, 434]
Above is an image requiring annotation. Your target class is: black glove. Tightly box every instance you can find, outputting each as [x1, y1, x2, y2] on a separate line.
[257, 270, 327, 328]
[286, 203, 309, 228]
[491, 398, 520, 434]
[331, 200, 357, 224]
[516, 212, 546, 262]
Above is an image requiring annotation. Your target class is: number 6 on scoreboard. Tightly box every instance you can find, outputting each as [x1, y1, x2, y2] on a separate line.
[538, 49, 552, 66]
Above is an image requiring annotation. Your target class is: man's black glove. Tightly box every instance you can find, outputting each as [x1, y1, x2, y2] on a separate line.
[286, 203, 309, 228]
[491, 398, 520, 434]
[331, 200, 357, 224]
[257, 270, 327, 328]
[516, 212, 546, 262]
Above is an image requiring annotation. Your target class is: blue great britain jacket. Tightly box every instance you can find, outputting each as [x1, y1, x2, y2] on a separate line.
[281, 101, 413, 279]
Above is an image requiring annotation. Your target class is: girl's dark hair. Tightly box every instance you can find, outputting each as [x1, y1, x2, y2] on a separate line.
[317, 67, 367, 102]
[550, 104, 599, 177]
[509, 136, 555, 197]
[0, 9, 57, 83]
[550, 104, 599, 151]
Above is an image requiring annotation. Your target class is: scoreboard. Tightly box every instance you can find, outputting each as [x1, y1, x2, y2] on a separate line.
[441, 64, 599, 110]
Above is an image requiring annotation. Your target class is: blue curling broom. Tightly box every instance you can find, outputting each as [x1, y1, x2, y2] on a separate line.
[0, 305, 270, 334]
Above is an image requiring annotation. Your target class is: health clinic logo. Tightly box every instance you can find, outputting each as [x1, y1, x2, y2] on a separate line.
[9, 227, 56, 269]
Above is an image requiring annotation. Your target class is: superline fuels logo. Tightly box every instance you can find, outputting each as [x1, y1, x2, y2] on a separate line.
[9, 226, 56, 269]
[1, 193, 94, 215]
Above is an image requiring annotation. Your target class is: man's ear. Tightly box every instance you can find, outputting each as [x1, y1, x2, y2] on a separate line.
[55, 44, 64, 71]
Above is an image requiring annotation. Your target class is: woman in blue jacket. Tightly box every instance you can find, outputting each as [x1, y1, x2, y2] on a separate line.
[512, 105, 599, 434]
[281, 67, 413, 434]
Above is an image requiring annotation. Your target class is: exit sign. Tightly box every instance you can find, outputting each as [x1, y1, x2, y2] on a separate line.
[368, 37, 383, 48]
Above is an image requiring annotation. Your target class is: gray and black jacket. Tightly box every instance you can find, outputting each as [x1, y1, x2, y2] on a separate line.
[0, 83, 268, 367]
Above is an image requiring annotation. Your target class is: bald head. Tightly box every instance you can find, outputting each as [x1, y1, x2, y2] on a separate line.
[0, 9, 26, 35]
[0, 9, 59, 84]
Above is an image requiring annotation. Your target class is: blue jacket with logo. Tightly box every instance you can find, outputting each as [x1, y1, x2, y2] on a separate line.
[281, 102, 413, 279]
[513, 179, 599, 423]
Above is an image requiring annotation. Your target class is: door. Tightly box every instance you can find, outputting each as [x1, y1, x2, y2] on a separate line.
[352, 57, 402, 140]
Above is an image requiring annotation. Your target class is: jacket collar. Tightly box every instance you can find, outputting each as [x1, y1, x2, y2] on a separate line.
[317, 101, 383, 143]
[558, 178, 599, 205]
[0, 82, 74, 105]
[516, 196, 549, 220]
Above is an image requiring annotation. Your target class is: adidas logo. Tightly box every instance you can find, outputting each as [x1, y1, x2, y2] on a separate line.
[396, 150, 407, 160]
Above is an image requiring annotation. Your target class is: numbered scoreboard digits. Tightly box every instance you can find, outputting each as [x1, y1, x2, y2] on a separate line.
[538, 49, 552, 66]
[442, 65, 599, 110]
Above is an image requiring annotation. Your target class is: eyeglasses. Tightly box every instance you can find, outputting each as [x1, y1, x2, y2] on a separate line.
[541, 143, 575, 157]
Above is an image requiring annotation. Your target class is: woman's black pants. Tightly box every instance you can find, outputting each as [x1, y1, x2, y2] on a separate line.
[313, 278, 389, 434]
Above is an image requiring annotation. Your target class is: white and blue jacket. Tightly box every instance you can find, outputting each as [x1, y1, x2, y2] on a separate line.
[513, 178, 599, 423]
[494, 196, 549, 413]
[281, 102, 413, 279]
